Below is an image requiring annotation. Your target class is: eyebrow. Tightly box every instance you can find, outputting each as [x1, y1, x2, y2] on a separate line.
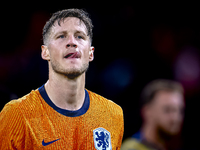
[75, 31, 87, 36]
[53, 30, 87, 37]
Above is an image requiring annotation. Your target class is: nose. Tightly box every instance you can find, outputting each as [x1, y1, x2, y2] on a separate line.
[66, 35, 77, 48]
[66, 43, 77, 48]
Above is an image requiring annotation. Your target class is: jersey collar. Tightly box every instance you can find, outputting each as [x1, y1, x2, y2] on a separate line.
[39, 84, 90, 117]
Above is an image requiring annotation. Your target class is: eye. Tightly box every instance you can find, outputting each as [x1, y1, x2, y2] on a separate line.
[58, 35, 65, 39]
[77, 35, 83, 39]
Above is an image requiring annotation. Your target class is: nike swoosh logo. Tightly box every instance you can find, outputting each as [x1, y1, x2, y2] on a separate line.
[42, 138, 60, 146]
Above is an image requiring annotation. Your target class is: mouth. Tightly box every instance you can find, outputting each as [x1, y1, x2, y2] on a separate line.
[64, 52, 81, 59]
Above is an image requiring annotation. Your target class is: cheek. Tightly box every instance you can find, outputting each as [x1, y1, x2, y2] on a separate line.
[157, 113, 173, 127]
[81, 45, 90, 60]
[152, 108, 168, 124]
[48, 43, 61, 59]
[83, 50, 90, 60]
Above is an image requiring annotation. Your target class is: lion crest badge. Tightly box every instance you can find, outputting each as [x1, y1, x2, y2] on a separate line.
[93, 127, 112, 150]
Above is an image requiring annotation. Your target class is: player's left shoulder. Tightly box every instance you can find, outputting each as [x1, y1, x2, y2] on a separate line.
[87, 89, 123, 115]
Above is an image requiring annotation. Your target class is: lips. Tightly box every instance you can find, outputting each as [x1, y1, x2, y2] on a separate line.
[64, 52, 81, 59]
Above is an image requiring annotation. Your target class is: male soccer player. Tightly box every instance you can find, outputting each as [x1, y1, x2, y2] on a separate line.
[121, 79, 185, 150]
[0, 9, 124, 150]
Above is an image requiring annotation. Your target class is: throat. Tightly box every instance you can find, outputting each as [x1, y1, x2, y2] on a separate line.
[44, 75, 86, 111]
[63, 91, 85, 110]
[51, 88, 85, 111]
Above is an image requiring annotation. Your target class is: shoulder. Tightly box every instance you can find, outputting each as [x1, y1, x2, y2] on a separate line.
[87, 89, 123, 115]
[121, 138, 152, 150]
[0, 89, 41, 132]
[0, 89, 40, 149]
[0, 89, 40, 117]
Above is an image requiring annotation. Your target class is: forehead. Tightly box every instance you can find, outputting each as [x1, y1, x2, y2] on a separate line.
[51, 17, 87, 35]
[153, 90, 184, 107]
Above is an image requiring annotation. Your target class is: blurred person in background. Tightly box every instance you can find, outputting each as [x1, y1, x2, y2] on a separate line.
[121, 79, 185, 150]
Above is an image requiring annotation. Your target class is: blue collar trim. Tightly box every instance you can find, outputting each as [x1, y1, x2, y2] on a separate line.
[38, 84, 90, 117]
[132, 131, 143, 141]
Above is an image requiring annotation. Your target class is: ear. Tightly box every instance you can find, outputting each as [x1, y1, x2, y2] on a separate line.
[41, 45, 50, 61]
[89, 46, 94, 62]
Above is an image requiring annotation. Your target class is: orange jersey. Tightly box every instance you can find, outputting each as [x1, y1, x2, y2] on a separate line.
[0, 85, 124, 150]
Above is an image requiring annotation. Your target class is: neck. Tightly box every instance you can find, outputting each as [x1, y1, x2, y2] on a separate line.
[141, 124, 167, 150]
[45, 70, 86, 111]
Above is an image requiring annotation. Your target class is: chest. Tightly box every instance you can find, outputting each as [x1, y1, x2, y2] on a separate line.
[24, 112, 118, 150]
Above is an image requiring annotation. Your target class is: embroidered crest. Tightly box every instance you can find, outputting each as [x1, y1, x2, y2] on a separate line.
[93, 127, 112, 150]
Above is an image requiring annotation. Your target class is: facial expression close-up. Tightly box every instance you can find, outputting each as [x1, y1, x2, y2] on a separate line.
[42, 17, 94, 78]
[150, 90, 185, 136]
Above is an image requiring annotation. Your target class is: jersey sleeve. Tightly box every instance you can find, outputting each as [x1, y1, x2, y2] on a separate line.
[0, 101, 25, 150]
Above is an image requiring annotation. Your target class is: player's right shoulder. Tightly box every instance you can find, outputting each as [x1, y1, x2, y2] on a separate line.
[0, 89, 40, 113]
[0, 89, 41, 149]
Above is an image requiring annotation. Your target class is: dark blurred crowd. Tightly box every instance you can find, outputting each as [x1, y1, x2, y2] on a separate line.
[1, 3, 200, 149]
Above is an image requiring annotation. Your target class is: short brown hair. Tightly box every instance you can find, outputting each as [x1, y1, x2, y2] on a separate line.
[42, 8, 93, 45]
[140, 79, 184, 107]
